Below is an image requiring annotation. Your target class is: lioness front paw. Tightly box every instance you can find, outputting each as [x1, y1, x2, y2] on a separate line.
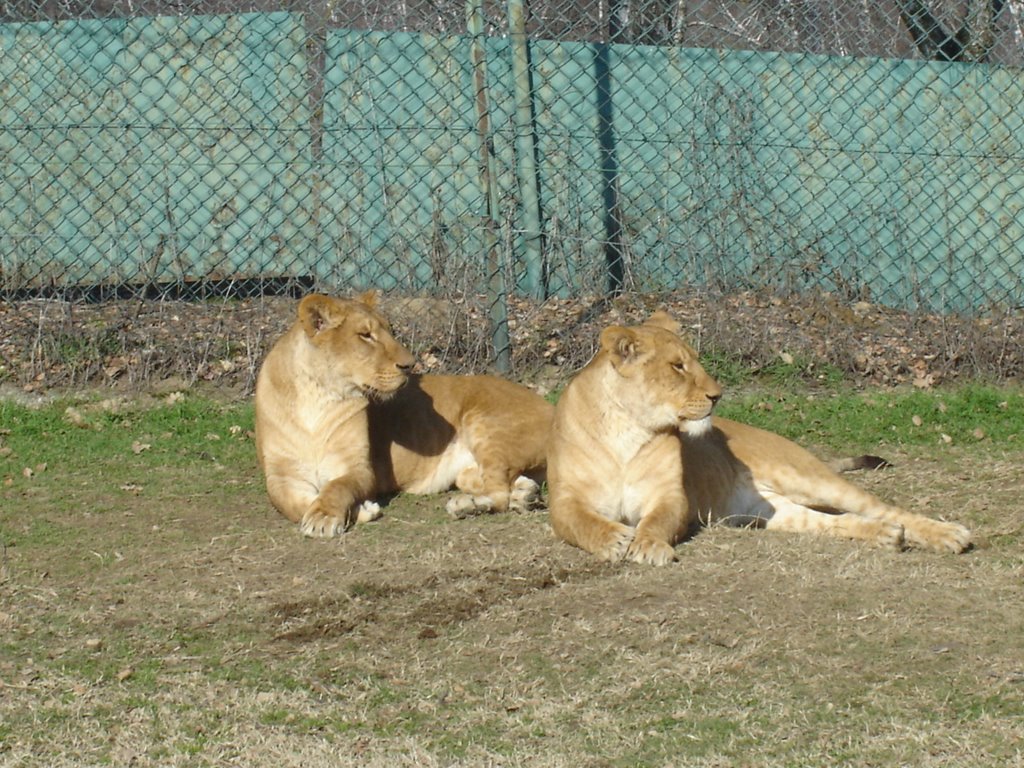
[299, 509, 349, 538]
[446, 494, 496, 519]
[594, 523, 635, 562]
[508, 476, 542, 514]
[904, 519, 971, 554]
[627, 536, 677, 566]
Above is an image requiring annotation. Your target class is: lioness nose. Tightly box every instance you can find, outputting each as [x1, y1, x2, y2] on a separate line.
[397, 360, 415, 372]
[708, 392, 721, 405]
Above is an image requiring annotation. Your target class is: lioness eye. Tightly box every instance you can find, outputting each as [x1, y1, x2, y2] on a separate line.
[359, 331, 375, 343]
[673, 362, 687, 373]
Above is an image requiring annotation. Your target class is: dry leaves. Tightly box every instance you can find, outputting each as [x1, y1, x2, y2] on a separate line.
[63, 406, 92, 428]
[911, 359, 936, 389]
[1, 291, 1022, 394]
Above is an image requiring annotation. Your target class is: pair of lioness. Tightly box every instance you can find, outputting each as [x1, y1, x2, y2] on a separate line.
[255, 293, 971, 560]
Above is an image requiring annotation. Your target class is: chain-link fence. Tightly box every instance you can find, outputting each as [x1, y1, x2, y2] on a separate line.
[2, 1, 1023, 367]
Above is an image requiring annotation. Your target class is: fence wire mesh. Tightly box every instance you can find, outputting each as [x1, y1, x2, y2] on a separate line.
[1, 1, 1023, 370]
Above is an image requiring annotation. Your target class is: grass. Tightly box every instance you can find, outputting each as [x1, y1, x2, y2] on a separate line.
[0, 395, 254, 480]
[716, 383, 1024, 448]
[1, 387, 1023, 766]
[701, 347, 848, 389]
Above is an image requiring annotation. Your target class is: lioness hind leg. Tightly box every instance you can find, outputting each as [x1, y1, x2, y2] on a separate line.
[759, 493, 906, 549]
[508, 475, 543, 514]
[866, 506, 971, 554]
[802, 485, 969, 553]
[804, 482, 971, 553]
[753, 454, 971, 553]
[446, 461, 517, 518]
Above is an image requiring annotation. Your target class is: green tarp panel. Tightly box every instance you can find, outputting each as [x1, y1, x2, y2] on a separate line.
[3, 14, 1021, 311]
[0, 12, 312, 288]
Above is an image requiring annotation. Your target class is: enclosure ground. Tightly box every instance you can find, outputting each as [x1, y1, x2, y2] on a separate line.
[1, 395, 1022, 766]
[1, 291, 1022, 765]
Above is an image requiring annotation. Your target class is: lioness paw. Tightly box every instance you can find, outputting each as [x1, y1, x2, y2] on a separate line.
[594, 524, 635, 562]
[904, 519, 971, 554]
[446, 494, 496, 519]
[874, 520, 906, 550]
[299, 510, 348, 538]
[627, 536, 677, 566]
[355, 500, 383, 523]
[508, 476, 543, 514]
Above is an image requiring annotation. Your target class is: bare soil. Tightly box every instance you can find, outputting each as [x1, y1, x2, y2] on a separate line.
[1, 444, 1022, 766]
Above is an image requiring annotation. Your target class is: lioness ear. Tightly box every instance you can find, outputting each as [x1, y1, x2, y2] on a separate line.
[644, 310, 681, 335]
[298, 294, 343, 337]
[600, 326, 642, 367]
[356, 289, 379, 309]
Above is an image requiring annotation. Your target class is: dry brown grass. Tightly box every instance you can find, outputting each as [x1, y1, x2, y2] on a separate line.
[1, 430, 1022, 766]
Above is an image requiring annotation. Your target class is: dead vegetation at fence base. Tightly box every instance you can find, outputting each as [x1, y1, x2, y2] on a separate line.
[0, 289, 1021, 395]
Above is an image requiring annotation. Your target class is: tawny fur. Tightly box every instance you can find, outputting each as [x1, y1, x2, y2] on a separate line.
[547, 312, 972, 565]
[367, 372, 551, 518]
[255, 293, 552, 537]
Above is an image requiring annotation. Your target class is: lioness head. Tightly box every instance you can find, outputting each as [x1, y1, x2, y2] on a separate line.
[297, 292, 415, 399]
[599, 311, 722, 436]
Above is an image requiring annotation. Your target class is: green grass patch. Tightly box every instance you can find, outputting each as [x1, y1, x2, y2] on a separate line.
[717, 383, 1024, 450]
[0, 396, 255, 480]
[702, 347, 848, 388]
[259, 708, 337, 732]
[4, 386, 1020, 473]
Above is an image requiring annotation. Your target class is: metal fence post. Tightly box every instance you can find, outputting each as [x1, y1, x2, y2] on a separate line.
[598, 0, 627, 294]
[507, 0, 545, 300]
[466, 0, 511, 372]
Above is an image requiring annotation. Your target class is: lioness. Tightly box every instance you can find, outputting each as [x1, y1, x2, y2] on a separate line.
[255, 292, 552, 537]
[547, 312, 972, 565]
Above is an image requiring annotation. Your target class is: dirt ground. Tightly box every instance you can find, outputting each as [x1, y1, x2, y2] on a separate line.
[1, 438, 1022, 766]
